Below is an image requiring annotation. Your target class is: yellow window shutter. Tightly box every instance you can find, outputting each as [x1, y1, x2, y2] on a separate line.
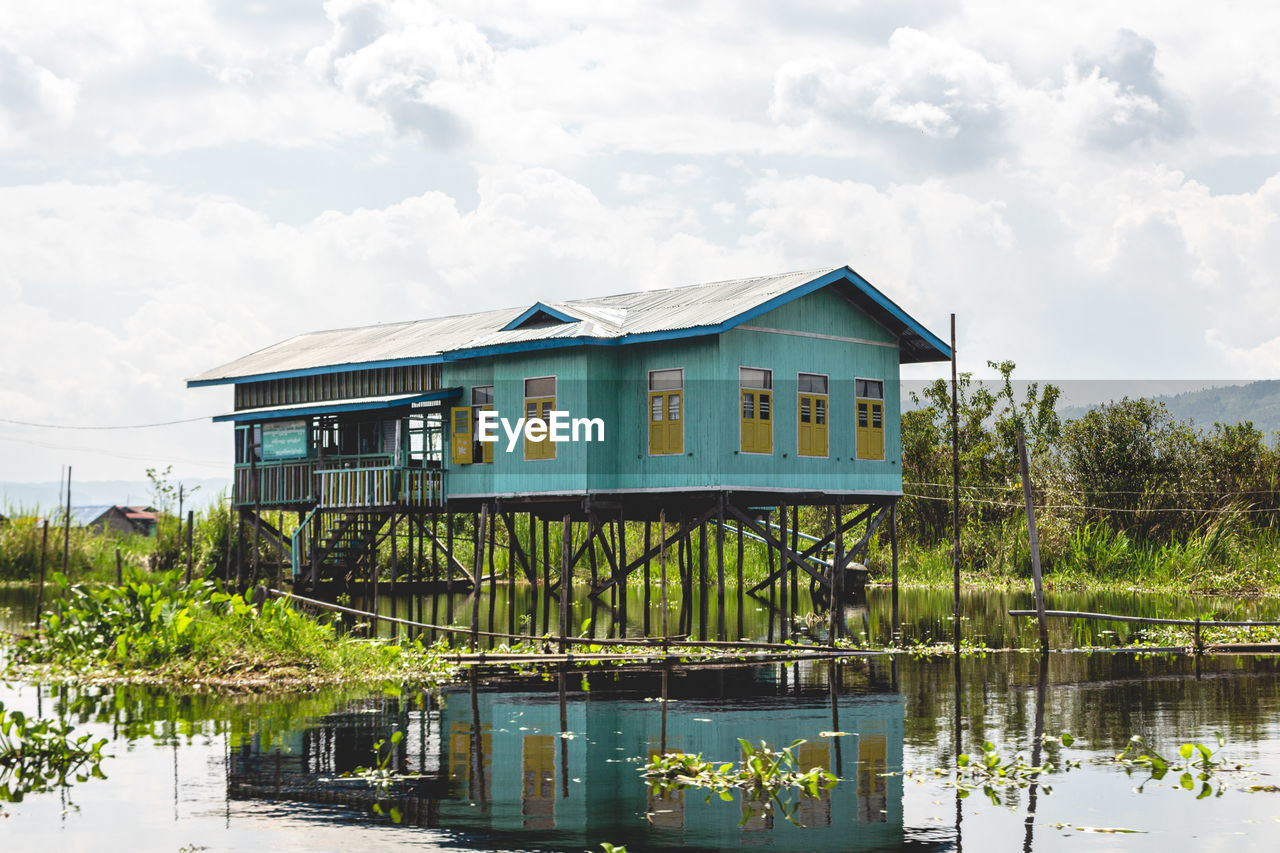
[759, 391, 772, 454]
[479, 405, 494, 463]
[667, 391, 683, 455]
[649, 391, 664, 455]
[451, 407, 472, 464]
[741, 390, 755, 452]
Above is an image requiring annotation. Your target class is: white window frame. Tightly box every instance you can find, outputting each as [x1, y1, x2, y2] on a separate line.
[647, 368, 684, 457]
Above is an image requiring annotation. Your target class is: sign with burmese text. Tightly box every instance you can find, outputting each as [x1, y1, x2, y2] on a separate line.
[262, 419, 308, 460]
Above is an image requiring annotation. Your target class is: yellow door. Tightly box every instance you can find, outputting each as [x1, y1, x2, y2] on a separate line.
[525, 397, 555, 460]
[476, 405, 494, 463]
[856, 400, 884, 460]
[665, 391, 683, 454]
[650, 390, 683, 455]
[798, 393, 827, 457]
[741, 390, 772, 453]
[451, 407, 473, 464]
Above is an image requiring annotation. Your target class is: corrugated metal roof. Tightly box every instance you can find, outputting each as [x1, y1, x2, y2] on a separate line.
[190, 266, 948, 384]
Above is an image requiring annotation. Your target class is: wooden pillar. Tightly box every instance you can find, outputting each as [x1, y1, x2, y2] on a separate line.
[659, 509, 669, 653]
[765, 511, 776, 644]
[487, 507, 497, 648]
[697, 518, 708, 641]
[445, 511, 455, 632]
[507, 512, 517, 639]
[35, 520, 49, 631]
[830, 497, 843, 646]
[642, 520, 652, 637]
[541, 517, 551, 635]
[470, 504, 489, 650]
[950, 312, 962, 656]
[390, 512, 398, 639]
[715, 495, 726, 642]
[735, 512, 744, 641]
[890, 501, 900, 643]
[617, 513, 628, 639]
[115, 547, 123, 585]
[777, 504, 788, 640]
[789, 504, 799, 625]
[224, 501, 234, 587]
[559, 514, 572, 653]
[61, 467, 71, 579]
[430, 508, 440, 642]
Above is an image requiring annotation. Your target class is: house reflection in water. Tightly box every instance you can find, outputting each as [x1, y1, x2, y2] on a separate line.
[228, 660, 903, 850]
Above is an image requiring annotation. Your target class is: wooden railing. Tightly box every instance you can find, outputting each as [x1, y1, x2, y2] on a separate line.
[235, 460, 443, 509]
[235, 462, 314, 506]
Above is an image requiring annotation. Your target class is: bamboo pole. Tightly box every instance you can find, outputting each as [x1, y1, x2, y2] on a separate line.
[950, 313, 961, 657]
[1016, 429, 1049, 653]
[61, 466, 71, 578]
[185, 509, 194, 584]
[35, 520, 49, 631]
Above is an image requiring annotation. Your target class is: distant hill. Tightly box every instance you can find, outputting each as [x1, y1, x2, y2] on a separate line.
[0, 478, 230, 515]
[1060, 379, 1280, 437]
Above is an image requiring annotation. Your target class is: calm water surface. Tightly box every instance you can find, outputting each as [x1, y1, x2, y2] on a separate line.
[3, 587, 1280, 851]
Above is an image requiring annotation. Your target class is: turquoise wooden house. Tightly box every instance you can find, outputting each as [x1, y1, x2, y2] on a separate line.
[189, 266, 948, 621]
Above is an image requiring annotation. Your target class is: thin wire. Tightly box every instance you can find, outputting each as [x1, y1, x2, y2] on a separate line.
[0, 416, 213, 430]
[0, 434, 226, 469]
[903, 491, 1280, 514]
[907, 481, 1280, 496]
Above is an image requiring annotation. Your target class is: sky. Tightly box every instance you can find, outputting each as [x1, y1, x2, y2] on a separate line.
[2, 0, 1280, 485]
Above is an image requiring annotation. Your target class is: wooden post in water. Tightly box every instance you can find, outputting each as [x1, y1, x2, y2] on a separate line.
[115, 547, 123, 585]
[541, 518, 551, 634]
[1016, 428, 1049, 653]
[778, 504, 789, 640]
[487, 508, 497, 649]
[698, 518, 709, 641]
[390, 512, 399, 639]
[559, 514, 572, 653]
[830, 497, 843, 647]
[617, 511, 628, 639]
[735, 514, 744, 641]
[445, 511, 455, 629]
[224, 501, 234, 587]
[716, 495, 726, 641]
[35, 520, 49, 631]
[642, 521, 652, 636]
[185, 509, 194, 584]
[470, 504, 489, 651]
[890, 501, 900, 643]
[950, 313, 961, 656]
[506, 512, 516, 639]
[659, 510, 669, 654]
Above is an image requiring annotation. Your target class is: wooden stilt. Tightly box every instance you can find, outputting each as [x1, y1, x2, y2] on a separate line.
[445, 511, 455, 636]
[617, 512, 628, 639]
[830, 497, 843, 646]
[778, 504, 789, 640]
[390, 512, 398, 639]
[506, 513, 516, 639]
[766, 511, 776, 644]
[430, 509, 440, 642]
[789, 504, 799, 626]
[559, 514, 572, 653]
[735, 511, 744, 641]
[470, 505, 488, 650]
[541, 518, 551, 635]
[716, 496, 726, 642]
[487, 508, 497, 648]
[890, 501, 899, 644]
[643, 521, 652, 636]
[659, 509, 669, 654]
[698, 517, 708, 642]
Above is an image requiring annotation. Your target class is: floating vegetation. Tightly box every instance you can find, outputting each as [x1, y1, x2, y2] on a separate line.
[899, 734, 1076, 805]
[1102, 732, 1252, 797]
[339, 730, 432, 824]
[641, 739, 837, 826]
[0, 699, 108, 803]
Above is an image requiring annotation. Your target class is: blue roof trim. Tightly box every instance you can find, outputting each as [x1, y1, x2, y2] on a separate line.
[213, 388, 462, 423]
[501, 302, 577, 331]
[187, 355, 445, 388]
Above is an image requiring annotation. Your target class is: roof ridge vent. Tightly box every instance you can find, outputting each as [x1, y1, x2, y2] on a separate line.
[502, 301, 579, 331]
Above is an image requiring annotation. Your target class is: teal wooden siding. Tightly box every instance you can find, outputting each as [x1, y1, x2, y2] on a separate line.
[442, 284, 903, 499]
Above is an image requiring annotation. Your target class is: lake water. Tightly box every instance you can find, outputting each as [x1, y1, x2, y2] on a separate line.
[3, 586, 1280, 851]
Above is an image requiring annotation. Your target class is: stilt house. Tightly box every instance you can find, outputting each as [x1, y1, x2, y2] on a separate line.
[189, 266, 949, 602]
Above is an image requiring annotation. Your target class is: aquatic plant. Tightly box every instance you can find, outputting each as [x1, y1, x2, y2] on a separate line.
[642, 738, 836, 825]
[0, 699, 108, 802]
[1104, 732, 1245, 797]
[7, 573, 456, 686]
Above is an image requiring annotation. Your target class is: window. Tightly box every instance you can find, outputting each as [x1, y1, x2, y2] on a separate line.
[450, 406, 473, 464]
[471, 385, 494, 464]
[856, 378, 885, 460]
[524, 376, 556, 460]
[740, 367, 773, 454]
[648, 368, 683, 455]
[797, 373, 828, 457]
